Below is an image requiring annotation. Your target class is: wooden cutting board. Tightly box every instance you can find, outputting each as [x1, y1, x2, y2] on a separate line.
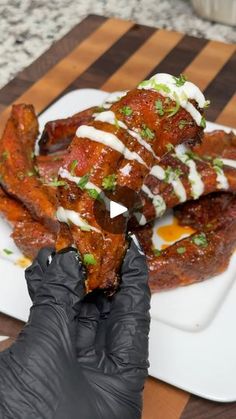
[0, 14, 236, 419]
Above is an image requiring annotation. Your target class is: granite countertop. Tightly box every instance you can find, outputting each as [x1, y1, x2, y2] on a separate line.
[0, 0, 235, 90]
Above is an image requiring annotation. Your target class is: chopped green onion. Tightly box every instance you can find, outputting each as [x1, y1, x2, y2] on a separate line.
[166, 93, 180, 118]
[166, 143, 175, 152]
[155, 99, 164, 116]
[177, 246, 186, 254]
[70, 159, 78, 176]
[153, 248, 162, 256]
[192, 232, 208, 247]
[48, 179, 67, 187]
[87, 188, 100, 200]
[164, 167, 183, 183]
[173, 74, 187, 87]
[77, 173, 90, 190]
[138, 80, 150, 88]
[153, 82, 171, 93]
[3, 248, 13, 255]
[141, 124, 155, 141]
[83, 253, 97, 265]
[178, 119, 193, 130]
[102, 174, 117, 191]
[185, 150, 203, 162]
[119, 106, 133, 116]
[213, 158, 223, 168]
[200, 117, 206, 129]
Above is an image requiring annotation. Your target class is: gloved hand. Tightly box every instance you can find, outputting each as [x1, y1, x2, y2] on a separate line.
[0, 236, 150, 419]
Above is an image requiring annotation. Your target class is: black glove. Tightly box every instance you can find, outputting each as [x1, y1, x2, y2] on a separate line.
[0, 236, 150, 419]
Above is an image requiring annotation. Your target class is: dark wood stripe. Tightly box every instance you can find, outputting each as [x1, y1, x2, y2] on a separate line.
[181, 395, 236, 418]
[203, 51, 236, 122]
[64, 23, 156, 92]
[146, 35, 208, 79]
[0, 14, 107, 107]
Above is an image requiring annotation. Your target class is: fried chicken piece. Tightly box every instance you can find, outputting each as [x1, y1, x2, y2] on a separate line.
[57, 85, 204, 292]
[39, 107, 98, 154]
[194, 130, 236, 159]
[0, 105, 58, 232]
[135, 192, 236, 291]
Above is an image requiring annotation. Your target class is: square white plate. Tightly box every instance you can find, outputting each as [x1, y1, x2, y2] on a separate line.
[0, 89, 236, 401]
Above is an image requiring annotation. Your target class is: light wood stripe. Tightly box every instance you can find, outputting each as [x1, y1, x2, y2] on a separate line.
[143, 378, 190, 419]
[0, 18, 133, 135]
[216, 93, 236, 128]
[183, 41, 236, 91]
[101, 29, 184, 91]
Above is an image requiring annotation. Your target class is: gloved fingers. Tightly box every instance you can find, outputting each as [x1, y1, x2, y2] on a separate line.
[34, 248, 87, 318]
[105, 235, 150, 373]
[76, 291, 111, 362]
[25, 247, 55, 301]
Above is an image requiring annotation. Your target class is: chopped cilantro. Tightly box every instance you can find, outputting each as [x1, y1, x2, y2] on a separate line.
[164, 166, 183, 183]
[155, 99, 164, 116]
[70, 160, 78, 176]
[102, 174, 117, 191]
[3, 248, 13, 255]
[153, 248, 162, 257]
[87, 188, 100, 200]
[2, 151, 9, 160]
[83, 253, 97, 265]
[166, 93, 180, 118]
[185, 150, 203, 162]
[77, 173, 90, 190]
[178, 119, 193, 130]
[177, 246, 186, 254]
[173, 74, 187, 87]
[192, 232, 208, 247]
[141, 124, 155, 141]
[200, 117, 206, 129]
[153, 82, 171, 93]
[119, 106, 133, 116]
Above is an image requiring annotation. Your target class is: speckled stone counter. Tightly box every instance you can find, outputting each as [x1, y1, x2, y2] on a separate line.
[0, 0, 235, 90]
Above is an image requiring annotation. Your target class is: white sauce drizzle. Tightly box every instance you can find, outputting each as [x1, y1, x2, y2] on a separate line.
[138, 73, 206, 126]
[141, 184, 166, 218]
[103, 91, 128, 109]
[94, 110, 158, 159]
[174, 146, 204, 199]
[59, 168, 110, 210]
[56, 206, 101, 233]
[212, 165, 229, 190]
[120, 163, 132, 176]
[76, 125, 148, 168]
[221, 158, 236, 169]
[150, 165, 187, 203]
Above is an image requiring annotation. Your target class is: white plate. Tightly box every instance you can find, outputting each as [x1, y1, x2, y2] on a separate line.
[0, 89, 236, 401]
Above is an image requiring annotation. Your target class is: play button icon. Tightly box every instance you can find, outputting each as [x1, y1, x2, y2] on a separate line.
[93, 185, 142, 234]
[110, 200, 128, 219]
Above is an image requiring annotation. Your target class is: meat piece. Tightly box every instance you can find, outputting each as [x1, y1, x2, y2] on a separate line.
[135, 192, 236, 291]
[174, 192, 235, 230]
[0, 105, 58, 231]
[38, 107, 98, 155]
[36, 153, 64, 183]
[57, 80, 205, 292]
[0, 185, 29, 224]
[131, 142, 236, 228]
[194, 130, 236, 159]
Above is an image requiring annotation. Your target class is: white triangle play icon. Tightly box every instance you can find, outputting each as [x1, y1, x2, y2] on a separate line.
[110, 200, 128, 219]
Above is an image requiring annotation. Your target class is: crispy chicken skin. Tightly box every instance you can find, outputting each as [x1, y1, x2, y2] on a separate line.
[58, 88, 204, 291]
[135, 193, 236, 291]
[39, 107, 98, 155]
[0, 105, 58, 232]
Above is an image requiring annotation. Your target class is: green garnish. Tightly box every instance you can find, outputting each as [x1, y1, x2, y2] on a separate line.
[204, 100, 211, 109]
[97, 105, 105, 113]
[83, 253, 97, 265]
[185, 150, 203, 162]
[200, 117, 206, 129]
[87, 188, 100, 200]
[70, 159, 78, 176]
[114, 117, 120, 130]
[178, 119, 193, 130]
[192, 232, 208, 247]
[26, 170, 35, 177]
[138, 80, 151, 88]
[119, 106, 133, 116]
[3, 248, 13, 255]
[102, 174, 117, 191]
[213, 158, 223, 168]
[173, 74, 187, 87]
[48, 179, 67, 187]
[153, 248, 162, 257]
[141, 124, 155, 141]
[166, 143, 175, 152]
[164, 166, 183, 183]
[77, 173, 90, 190]
[155, 99, 164, 116]
[166, 93, 180, 118]
[153, 82, 171, 93]
[203, 155, 212, 161]
[80, 225, 91, 232]
[177, 246, 186, 254]
[2, 151, 9, 160]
